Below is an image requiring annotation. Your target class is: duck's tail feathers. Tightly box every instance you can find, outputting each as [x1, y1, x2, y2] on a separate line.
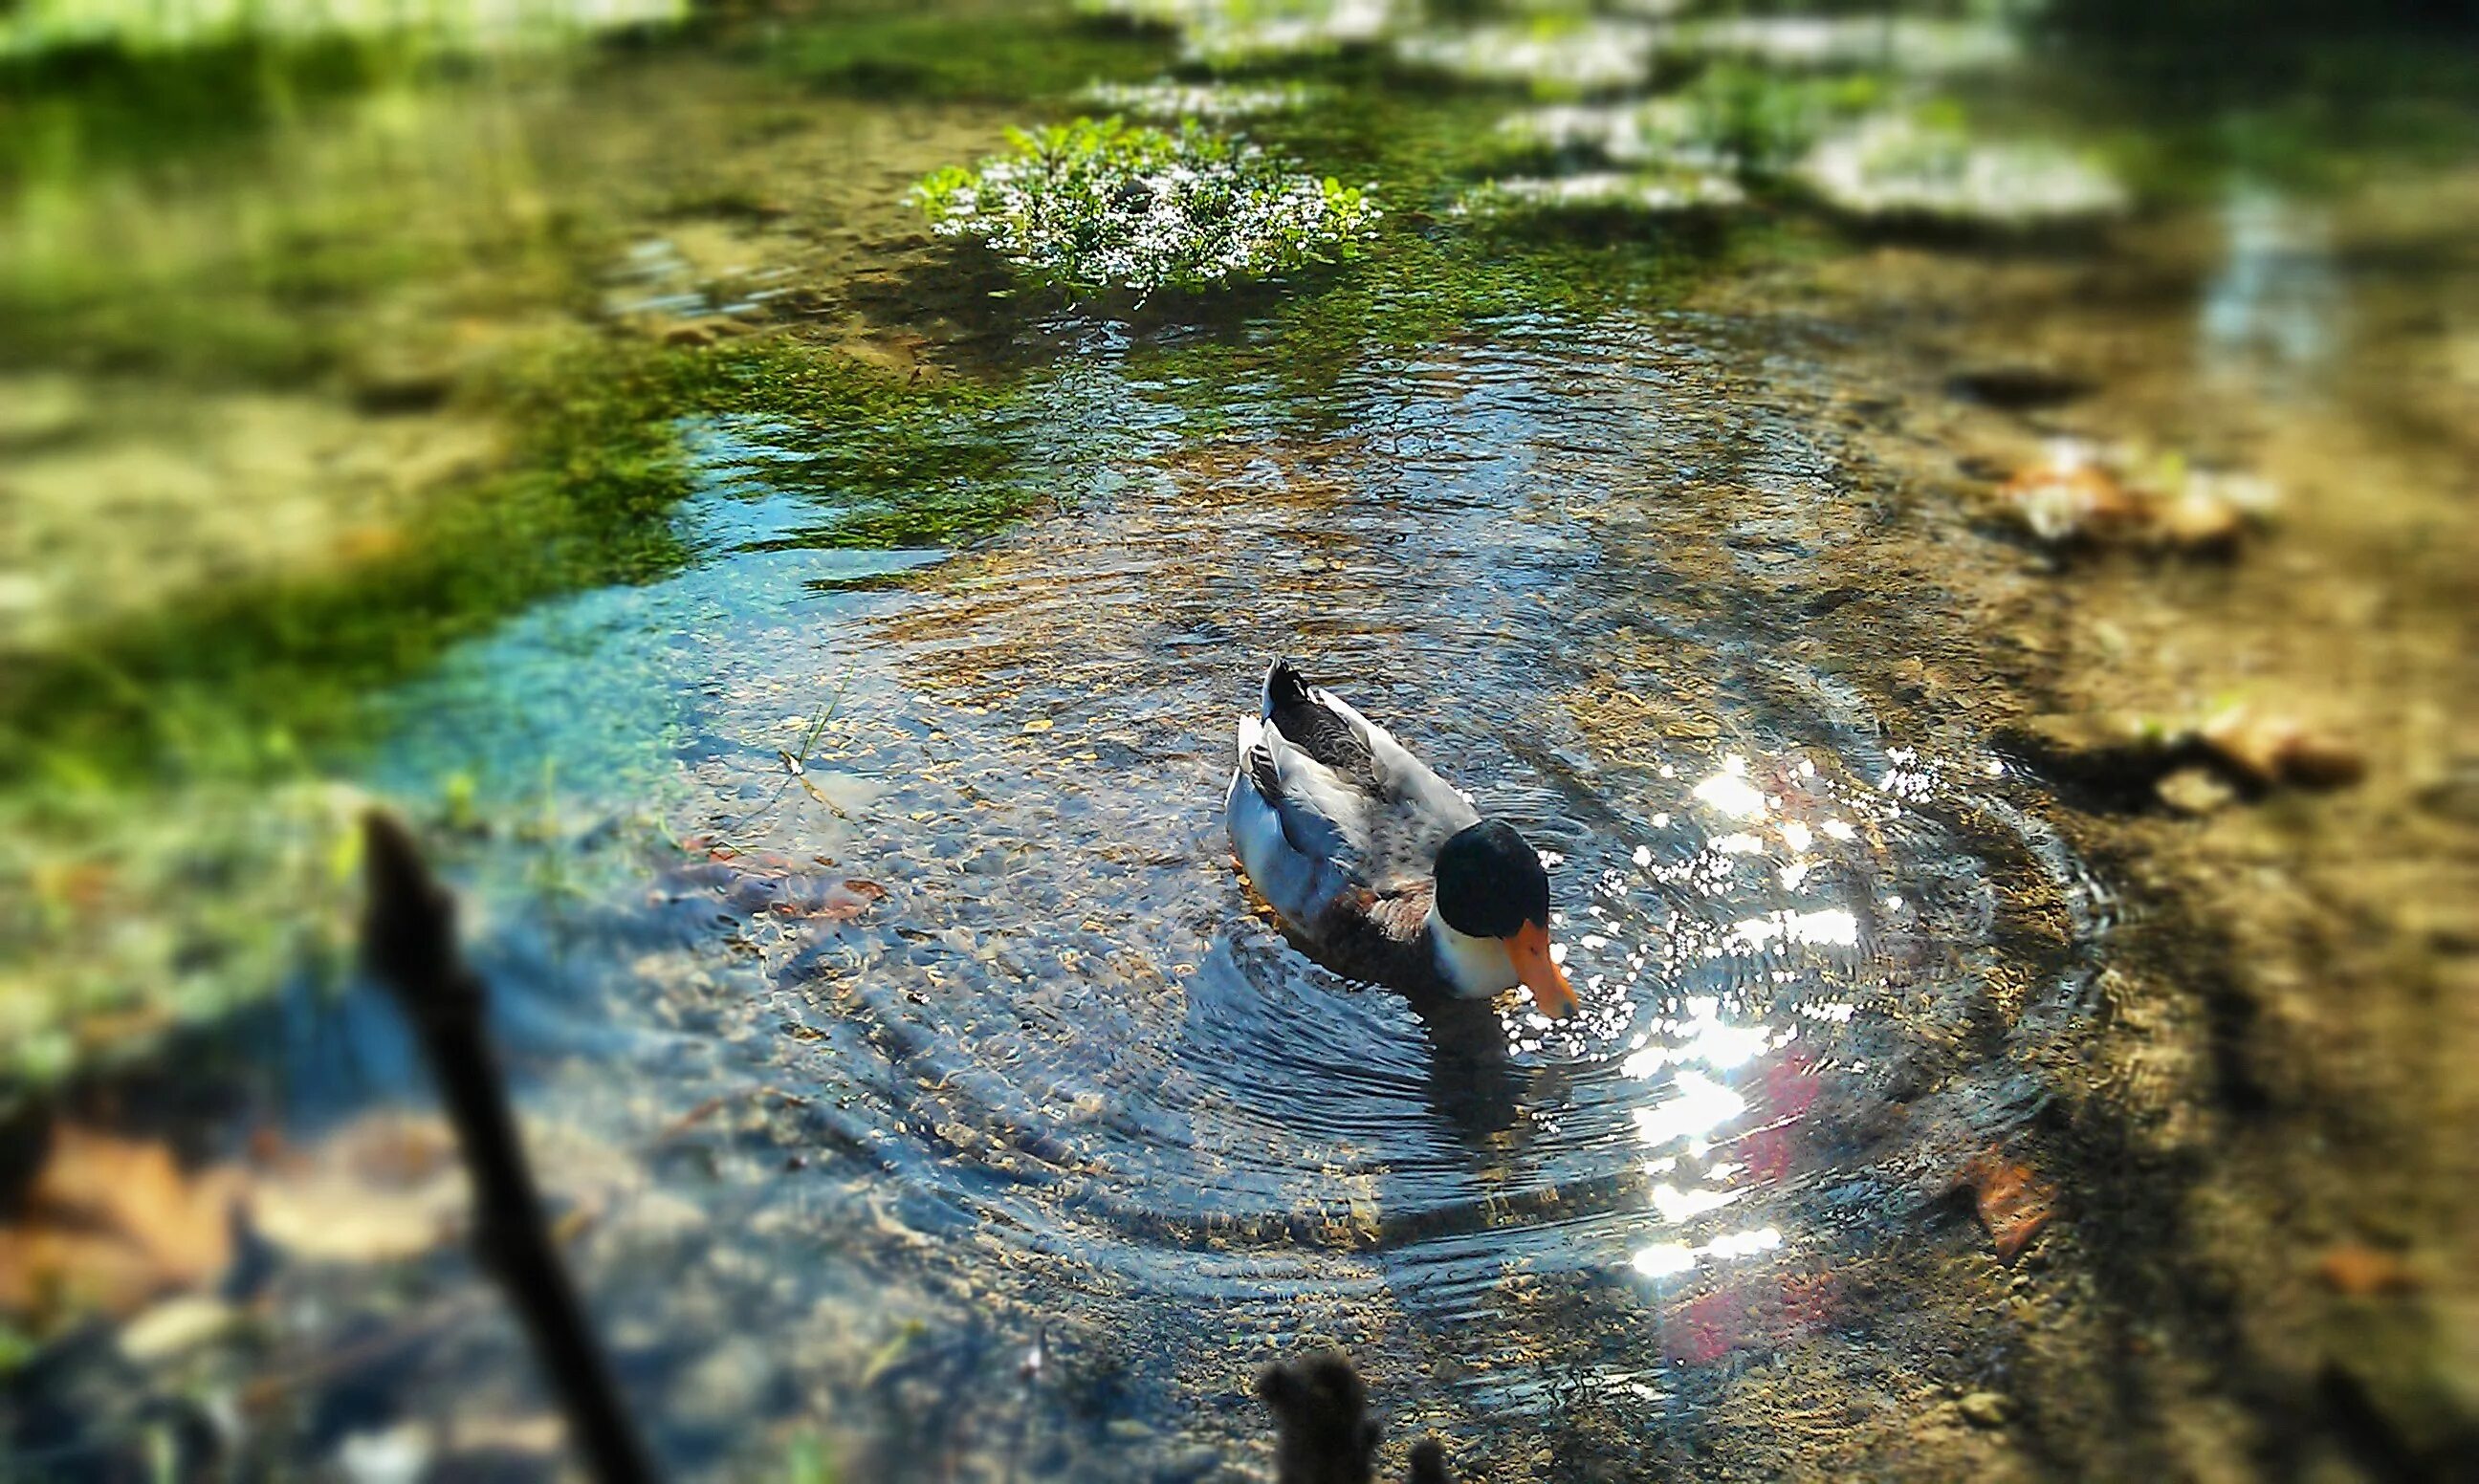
[1262, 657, 1314, 718]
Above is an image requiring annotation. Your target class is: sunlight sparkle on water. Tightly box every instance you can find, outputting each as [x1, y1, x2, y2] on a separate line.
[1632, 1225, 1783, 1278]
[1622, 995, 1778, 1078]
[1691, 756, 1768, 821]
[1726, 907, 1860, 953]
[1630, 1067, 1747, 1149]
[1651, 1181, 1747, 1223]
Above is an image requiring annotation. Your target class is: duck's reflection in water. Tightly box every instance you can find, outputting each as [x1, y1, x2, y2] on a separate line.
[1405, 992, 1530, 1145]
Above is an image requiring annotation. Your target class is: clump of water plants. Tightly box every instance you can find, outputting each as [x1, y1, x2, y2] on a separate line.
[1798, 111, 2127, 227]
[1075, 0, 1395, 68]
[1076, 77, 1321, 121]
[911, 118, 1381, 296]
[1456, 168, 1744, 221]
[1669, 15, 2018, 77]
[1495, 67, 1886, 180]
[1394, 17, 1655, 97]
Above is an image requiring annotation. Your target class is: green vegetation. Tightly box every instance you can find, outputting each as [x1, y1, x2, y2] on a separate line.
[772, 2, 1170, 101]
[912, 117, 1381, 295]
[682, 341, 1037, 548]
[1, 335, 1040, 792]
[8, 0, 2470, 1103]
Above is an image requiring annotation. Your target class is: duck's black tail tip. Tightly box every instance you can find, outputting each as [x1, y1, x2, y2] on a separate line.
[1264, 657, 1314, 712]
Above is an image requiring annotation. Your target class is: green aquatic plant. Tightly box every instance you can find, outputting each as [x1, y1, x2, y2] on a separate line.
[1075, 0, 1396, 69]
[1456, 168, 1746, 220]
[1075, 76, 1322, 121]
[1393, 15, 1656, 97]
[911, 117, 1380, 296]
[1493, 66, 1886, 180]
[1798, 110, 2129, 227]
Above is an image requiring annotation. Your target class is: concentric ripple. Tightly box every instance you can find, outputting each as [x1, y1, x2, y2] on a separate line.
[559, 312, 2117, 1425]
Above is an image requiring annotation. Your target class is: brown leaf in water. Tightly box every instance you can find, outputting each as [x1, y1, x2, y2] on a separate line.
[2317, 1243, 2419, 1298]
[1962, 1146, 2056, 1263]
[0, 1124, 246, 1321]
[814, 878, 888, 922]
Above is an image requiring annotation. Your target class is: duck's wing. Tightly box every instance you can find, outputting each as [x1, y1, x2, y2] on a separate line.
[1253, 660, 1481, 895]
[1227, 712, 1368, 928]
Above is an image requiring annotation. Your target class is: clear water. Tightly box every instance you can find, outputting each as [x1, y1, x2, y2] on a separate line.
[342, 308, 2108, 1469]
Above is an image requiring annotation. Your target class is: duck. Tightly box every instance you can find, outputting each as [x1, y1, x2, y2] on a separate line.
[1224, 659, 1579, 1019]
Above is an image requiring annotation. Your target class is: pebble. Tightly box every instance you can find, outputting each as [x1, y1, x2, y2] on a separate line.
[1155, 1444, 1223, 1481]
[2156, 767, 2237, 817]
[118, 1296, 243, 1363]
[1959, 1391, 2012, 1429]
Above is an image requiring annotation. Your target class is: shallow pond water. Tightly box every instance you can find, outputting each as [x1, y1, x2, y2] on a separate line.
[325, 306, 2115, 1472]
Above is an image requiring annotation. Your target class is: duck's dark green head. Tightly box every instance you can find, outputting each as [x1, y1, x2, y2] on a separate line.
[1436, 819, 1577, 1018]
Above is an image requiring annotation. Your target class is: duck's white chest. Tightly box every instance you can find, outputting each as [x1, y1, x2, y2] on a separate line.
[1428, 904, 1518, 997]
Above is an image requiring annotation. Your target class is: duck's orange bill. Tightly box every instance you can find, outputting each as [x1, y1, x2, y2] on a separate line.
[1509, 921, 1579, 1019]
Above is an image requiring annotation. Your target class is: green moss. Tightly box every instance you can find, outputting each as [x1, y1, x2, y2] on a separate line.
[0, 36, 420, 185]
[0, 332, 1040, 792]
[679, 339, 1039, 547]
[0, 338, 692, 791]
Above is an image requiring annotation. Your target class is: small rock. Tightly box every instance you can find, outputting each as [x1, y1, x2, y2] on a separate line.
[1106, 1418, 1157, 1443]
[1154, 1444, 1222, 1482]
[2150, 485, 2247, 554]
[337, 1421, 432, 1484]
[1946, 364, 2095, 412]
[660, 318, 738, 348]
[1959, 1391, 2011, 1429]
[119, 1295, 244, 1363]
[2156, 767, 2237, 817]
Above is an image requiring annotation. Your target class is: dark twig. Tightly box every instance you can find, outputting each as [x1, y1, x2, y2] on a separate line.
[1261, 1352, 1381, 1484]
[360, 811, 659, 1484]
[1259, 1352, 1455, 1484]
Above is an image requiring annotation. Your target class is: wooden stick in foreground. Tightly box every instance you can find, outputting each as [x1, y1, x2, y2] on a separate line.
[360, 811, 659, 1484]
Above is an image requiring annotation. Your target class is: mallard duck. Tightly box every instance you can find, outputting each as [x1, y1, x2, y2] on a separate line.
[1224, 659, 1579, 1019]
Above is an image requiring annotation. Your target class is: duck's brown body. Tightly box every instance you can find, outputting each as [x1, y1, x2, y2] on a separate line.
[1303, 882, 1452, 997]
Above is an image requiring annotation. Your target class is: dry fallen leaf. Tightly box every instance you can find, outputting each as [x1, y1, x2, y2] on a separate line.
[814, 878, 888, 922]
[1962, 1145, 2057, 1263]
[2317, 1243, 2419, 1298]
[1997, 452, 2139, 544]
[2200, 707, 2364, 790]
[0, 1124, 247, 1321]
